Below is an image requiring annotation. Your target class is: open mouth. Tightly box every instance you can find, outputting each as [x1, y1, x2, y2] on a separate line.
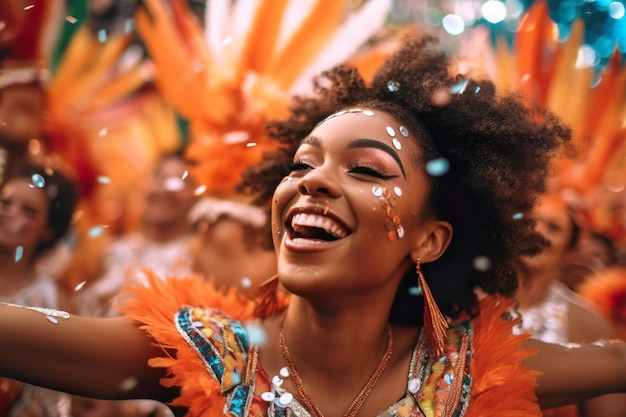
[289, 213, 349, 242]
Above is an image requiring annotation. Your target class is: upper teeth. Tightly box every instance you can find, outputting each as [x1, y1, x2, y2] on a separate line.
[291, 213, 348, 238]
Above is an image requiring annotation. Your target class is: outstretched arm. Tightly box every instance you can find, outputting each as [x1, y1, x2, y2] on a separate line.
[524, 338, 626, 409]
[0, 303, 175, 402]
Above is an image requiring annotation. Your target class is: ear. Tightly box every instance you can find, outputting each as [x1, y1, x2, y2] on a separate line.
[409, 219, 453, 264]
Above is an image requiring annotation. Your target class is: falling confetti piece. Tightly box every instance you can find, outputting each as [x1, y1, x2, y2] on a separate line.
[408, 286, 422, 296]
[99, 128, 108, 137]
[97, 176, 111, 184]
[182, 170, 189, 180]
[15, 246, 23, 262]
[425, 158, 450, 176]
[164, 177, 184, 191]
[246, 142, 257, 147]
[244, 322, 267, 346]
[119, 377, 138, 392]
[512, 212, 523, 220]
[241, 277, 252, 288]
[88, 226, 107, 238]
[194, 185, 207, 196]
[31, 173, 45, 188]
[473, 256, 492, 272]
[65, 15, 77, 24]
[24, 4, 34, 10]
[74, 281, 87, 291]
[231, 371, 241, 385]
[98, 29, 107, 43]
[124, 18, 134, 33]
[450, 79, 469, 94]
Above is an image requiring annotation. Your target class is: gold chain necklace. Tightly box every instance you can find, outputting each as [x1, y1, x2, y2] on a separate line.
[278, 313, 393, 417]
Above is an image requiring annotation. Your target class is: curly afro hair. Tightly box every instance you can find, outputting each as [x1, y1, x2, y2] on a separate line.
[239, 35, 571, 324]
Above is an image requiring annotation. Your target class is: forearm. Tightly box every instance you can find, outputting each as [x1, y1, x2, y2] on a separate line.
[523, 338, 626, 408]
[0, 304, 173, 401]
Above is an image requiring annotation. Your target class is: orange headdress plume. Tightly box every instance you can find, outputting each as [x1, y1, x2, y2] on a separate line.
[135, 0, 395, 196]
[469, 0, 626, 247]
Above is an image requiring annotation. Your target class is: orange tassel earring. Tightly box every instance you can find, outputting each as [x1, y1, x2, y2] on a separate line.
[416, 258, 449, 358]
[254, 275, 285, 318]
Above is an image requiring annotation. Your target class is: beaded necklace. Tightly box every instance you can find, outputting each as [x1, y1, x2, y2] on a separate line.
[278, 313, 393, 417]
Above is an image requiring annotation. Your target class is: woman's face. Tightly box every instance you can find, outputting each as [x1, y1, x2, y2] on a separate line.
[0, 178, 50, 255]
[143, 157, 197, 226]
[272, 108, 439, 298]
[522, 196, 573, 274]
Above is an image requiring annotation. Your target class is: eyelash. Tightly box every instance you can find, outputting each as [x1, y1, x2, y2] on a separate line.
[285, 161, 311, 173]
[286, 160, 397, 180]
[346, 163, 397, 180]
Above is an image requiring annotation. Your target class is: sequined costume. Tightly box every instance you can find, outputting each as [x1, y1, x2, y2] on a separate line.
[0, 275, 71, 417]
[515, 280, 598, 417]
[122, 272, 540, 417]
[75, 232, 196, 318]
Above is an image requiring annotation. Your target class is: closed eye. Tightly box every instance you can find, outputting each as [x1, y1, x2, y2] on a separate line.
[348, 165, 398, 180]
[286, 161, 313, 173]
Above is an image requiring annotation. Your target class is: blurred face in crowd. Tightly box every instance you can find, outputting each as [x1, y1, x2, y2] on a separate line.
[143, 156, 197, 226]
[522, 195, 576, 277]
[561, 232, 615, 290]
[0, 84, 46, 147]
[0, 177, 50, 257]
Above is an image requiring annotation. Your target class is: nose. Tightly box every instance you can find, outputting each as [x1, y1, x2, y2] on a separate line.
[297, 167, 342, 198]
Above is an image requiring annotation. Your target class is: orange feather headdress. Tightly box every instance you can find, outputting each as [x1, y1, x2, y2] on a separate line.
[468, 0, 626, 247]
[135, 0, 395, 196]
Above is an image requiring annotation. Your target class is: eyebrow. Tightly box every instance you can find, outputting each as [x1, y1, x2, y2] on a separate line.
[301, 136, 407, 178]
[349, 138, 406, 178]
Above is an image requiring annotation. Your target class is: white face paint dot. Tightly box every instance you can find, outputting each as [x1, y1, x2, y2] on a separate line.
[392, 138, 402, 150]
[399, 126, 409, 137]
[46, 316, 59, 324]
[363, 110, 374, 116]
[241, 277, 252, 288]
[372, 186, 383, 197]
[393, 186, 402, 196]
[279, 367, 289, 377]
[397, 226, 405, 238]
[386, 126, 395, 137]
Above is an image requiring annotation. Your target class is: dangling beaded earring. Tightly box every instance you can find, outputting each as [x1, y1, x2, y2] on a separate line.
[416, 258, 449, 358]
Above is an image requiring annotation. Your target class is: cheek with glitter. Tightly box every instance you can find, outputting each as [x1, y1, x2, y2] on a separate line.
[372, 186, 404, 241]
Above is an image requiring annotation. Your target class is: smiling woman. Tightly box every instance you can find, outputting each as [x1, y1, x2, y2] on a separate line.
[0, 163, 77, 416]
[3, 34, 626, 417]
